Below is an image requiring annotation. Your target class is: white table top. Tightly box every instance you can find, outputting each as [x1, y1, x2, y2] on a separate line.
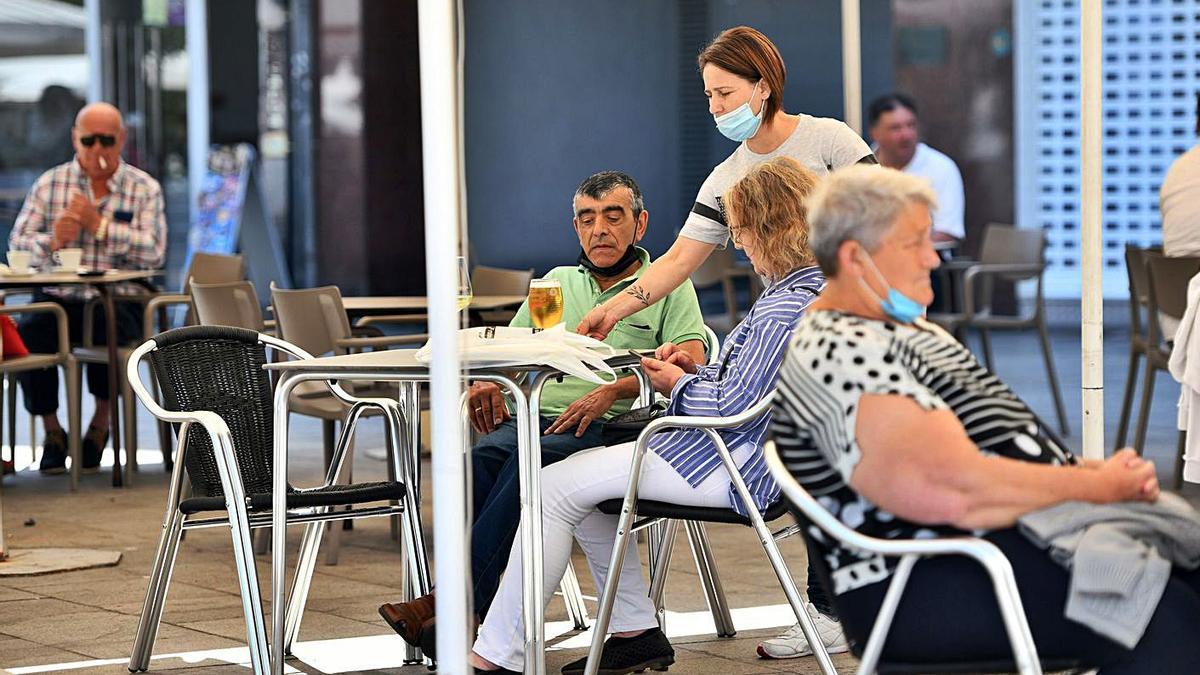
[263, 346, 644, 373]
[0, 269, 159, 286]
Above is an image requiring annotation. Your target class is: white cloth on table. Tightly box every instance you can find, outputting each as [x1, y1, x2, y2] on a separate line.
[1169, 271, 1200, 483]
[472, 440, 753, 671]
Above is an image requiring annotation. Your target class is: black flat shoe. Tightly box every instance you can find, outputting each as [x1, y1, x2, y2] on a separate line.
[38, 429, 68, 474]
[560, 627, 674, 675]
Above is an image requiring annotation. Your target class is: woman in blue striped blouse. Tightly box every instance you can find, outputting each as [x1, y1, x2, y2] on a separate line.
[469, 157, 825, 675]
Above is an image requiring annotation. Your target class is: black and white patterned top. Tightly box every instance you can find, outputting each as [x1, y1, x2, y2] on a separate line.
[771, 309, 1074, 596]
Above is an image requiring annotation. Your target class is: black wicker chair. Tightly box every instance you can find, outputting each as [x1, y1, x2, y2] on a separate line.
[124, 325, 428, 673]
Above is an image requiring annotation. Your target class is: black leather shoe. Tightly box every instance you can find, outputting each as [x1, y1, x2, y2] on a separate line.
[560, 628, 674, 675]
[38, 429, 68, 474]
[82, 425, 108, 473]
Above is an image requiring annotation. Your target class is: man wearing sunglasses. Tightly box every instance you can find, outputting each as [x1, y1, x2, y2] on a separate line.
[9, 102, 166, 474]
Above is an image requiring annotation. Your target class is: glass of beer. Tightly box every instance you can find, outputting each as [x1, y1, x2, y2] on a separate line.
[528, 278, 564, 330]
[456, 256, 473, 311]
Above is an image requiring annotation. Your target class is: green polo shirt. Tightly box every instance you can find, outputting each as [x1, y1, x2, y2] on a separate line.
[510, 247, 709, 420]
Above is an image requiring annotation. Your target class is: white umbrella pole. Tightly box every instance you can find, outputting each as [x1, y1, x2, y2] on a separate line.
[841, 0, 862, 134]
[1080, 2, 1104, 459]
[417, 0, 471, 670]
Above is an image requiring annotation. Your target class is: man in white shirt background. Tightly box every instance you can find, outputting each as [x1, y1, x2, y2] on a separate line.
[1160, 93, 1200, 260]
[868, 92, 965, 245]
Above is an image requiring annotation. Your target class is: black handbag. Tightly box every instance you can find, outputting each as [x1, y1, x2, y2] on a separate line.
[600, 400, 669, 445]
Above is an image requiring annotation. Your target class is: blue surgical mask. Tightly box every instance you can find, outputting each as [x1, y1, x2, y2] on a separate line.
[713, 81, 764, 142]
[857, 251, 925, 323]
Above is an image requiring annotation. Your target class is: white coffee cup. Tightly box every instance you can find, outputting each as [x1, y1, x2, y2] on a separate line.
[53, 248, 83, 270]
[7, 250, 31, 271]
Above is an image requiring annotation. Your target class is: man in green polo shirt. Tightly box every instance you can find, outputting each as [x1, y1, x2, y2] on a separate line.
[379, 171, 708, 647]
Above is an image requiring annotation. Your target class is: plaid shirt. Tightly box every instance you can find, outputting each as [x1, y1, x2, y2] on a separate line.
[10, 159, 167, 299]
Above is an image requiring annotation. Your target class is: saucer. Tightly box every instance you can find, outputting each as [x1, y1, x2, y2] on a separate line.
[0, 265, 36, 277]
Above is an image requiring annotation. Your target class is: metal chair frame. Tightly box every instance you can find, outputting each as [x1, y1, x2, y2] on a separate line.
[124, 329, 428, 673]
[761, 439, 1043, 675]
[928, 224, 1068, 435]
[583, 392, 837, 675]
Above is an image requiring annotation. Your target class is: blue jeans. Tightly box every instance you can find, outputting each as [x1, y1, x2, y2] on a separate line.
[470, 415, 606, 618]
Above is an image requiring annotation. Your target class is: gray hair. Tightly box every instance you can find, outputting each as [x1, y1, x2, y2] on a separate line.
[571, 171, 645, 217]
[805, 165, 937, 276]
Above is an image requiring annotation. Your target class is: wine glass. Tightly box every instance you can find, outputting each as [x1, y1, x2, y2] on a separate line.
[528, 278, 564, 330]
[456, 256, 473, 311]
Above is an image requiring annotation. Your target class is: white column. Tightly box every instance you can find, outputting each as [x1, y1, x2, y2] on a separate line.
[84, 0, 103, 102]
[185, 0, 210, 229]
[841, 0, 862, 134]
[417, 0, 471, 671]
[1079, 2, 1104, 459]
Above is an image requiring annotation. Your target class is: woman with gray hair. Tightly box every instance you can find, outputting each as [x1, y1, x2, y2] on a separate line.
[769, 164, 1200, 671]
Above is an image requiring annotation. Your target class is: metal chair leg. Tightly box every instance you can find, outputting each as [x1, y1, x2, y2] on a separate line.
[1036, 317, 1069, 435]
[978, 327, 995, 372]
[1132, 359, 1158, 455]
[283, 517, 329, 653]
[685, 521, 736, 637]
[647, 520, 679, 631]
[128, 509, 185, 671]
[129, 429, 189, 672]
[66, 361, 81, 491]
[1113, 348, 1142, 451]
[560, 563, 591, 630]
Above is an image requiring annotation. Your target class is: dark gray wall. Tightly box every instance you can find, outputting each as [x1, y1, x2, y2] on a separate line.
[465, 0, 893, 274]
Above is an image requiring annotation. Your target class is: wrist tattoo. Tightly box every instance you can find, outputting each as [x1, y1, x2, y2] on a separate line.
[626, 283, 651, 307]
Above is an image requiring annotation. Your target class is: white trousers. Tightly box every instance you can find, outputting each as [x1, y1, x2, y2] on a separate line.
[472, 440, 750, 670]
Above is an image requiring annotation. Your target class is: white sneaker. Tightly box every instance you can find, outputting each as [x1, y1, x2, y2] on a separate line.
[757, 602, 849, 659]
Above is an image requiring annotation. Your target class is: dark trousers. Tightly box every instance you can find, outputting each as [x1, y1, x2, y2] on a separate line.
[17, 293, 141, 416]
[470, 416, 607, 618]
[831, 528, 1200, 673]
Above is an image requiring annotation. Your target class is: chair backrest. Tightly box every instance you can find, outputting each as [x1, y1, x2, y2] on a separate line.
[1144, 250, 1200, 328]
[270, 283, 353, 357]
[472, 265, 535, 295]
[978, 223, 1045, 280]
[183, 252, 245, 293]
[192, 280, 265, 332]
[704, 324, 721, 365]
[1124, 244, 1150, 339]
[143, 326, 276, 499]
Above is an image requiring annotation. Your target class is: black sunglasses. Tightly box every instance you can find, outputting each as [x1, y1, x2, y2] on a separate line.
[79, 134, 116, 148]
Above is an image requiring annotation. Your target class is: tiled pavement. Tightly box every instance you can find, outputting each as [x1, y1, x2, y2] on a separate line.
[0, 312, 1193, 674]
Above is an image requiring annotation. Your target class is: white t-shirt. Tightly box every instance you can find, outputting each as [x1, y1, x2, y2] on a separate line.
[901, 142, 964, 239]
[1160, 144, 1200, 258]
[680, 115, 874, 247]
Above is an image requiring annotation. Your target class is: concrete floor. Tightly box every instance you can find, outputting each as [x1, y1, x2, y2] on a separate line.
[0, 313, 1193, 674]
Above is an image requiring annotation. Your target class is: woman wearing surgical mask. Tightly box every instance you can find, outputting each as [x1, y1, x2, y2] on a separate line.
[578, 26, 875, 343]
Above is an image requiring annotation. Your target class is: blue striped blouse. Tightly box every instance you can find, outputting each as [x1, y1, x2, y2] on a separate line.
[651, 265, 825, 516]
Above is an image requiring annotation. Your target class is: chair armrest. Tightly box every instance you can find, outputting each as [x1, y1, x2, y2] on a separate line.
[335, 334, 427, 352]
[961, 262, 1045, 283]
[143, 293, 192, 336]
[354, 314, 429, 328]
[0, 302, 69, 356]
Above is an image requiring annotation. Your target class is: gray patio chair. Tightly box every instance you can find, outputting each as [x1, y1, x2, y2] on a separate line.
[72, 251, 246, 482]
[0, 303, 80, 486]
[125, 325, 427, 672]
[1113, 244, 1157, 452]
[583, 391, 835, 675]
[761, 439, 1098, 675]
[689, 245, 762, 334]
[1134, 250, 1200, 486]
[927, 223, 1068, 434]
